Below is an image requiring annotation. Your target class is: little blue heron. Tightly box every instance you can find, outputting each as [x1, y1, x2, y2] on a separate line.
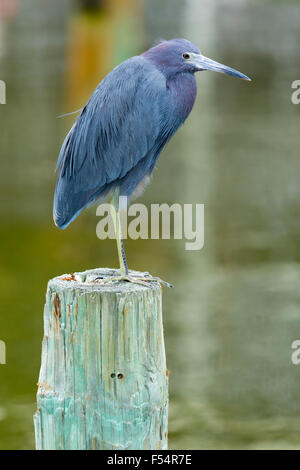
[54, 38, 250, 286]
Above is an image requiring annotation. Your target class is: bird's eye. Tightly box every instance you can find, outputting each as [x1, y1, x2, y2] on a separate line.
[182, 53, 191, 60]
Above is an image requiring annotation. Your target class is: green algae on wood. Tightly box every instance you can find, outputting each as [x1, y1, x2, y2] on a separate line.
[34, 268, 168, 450]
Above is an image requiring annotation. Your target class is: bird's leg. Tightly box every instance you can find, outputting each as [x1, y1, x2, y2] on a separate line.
[112, 200, 128, 277]
[95, 190, 173, 288]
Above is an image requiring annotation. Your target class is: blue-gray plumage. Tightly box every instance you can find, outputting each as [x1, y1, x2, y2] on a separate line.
[54, 38, 250, 284]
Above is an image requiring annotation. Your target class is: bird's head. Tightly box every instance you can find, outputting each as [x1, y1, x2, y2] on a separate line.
[143, 38, 251, 81]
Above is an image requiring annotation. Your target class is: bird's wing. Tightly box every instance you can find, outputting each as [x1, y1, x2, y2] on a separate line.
[54, 57, 169, 228]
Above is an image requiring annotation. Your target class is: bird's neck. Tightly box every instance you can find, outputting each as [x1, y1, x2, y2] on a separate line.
[167, 72, 197, 121]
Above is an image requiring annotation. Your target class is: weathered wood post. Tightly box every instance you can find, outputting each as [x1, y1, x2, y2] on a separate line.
[34, 268, 168, 450]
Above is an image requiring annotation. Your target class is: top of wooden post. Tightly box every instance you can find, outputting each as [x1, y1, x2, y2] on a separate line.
[49, 268, 162, 293]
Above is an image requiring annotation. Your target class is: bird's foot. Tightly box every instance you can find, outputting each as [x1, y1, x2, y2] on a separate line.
[94, 271, 173, 288]
[126, 274, 173, 288]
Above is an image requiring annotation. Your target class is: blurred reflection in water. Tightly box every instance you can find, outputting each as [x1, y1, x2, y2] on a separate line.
[1, 0, 300, 449]
[65, 0, 142, 107]
[0, 0, 19, 58]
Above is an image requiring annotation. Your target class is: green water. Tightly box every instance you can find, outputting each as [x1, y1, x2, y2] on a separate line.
[1, 0, 300, 449]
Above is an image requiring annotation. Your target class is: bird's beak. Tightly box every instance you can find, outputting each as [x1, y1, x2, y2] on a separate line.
[192, 53, 251, 81]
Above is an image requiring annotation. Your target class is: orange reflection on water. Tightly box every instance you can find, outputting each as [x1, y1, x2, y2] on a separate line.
[64, 0, 143, 110]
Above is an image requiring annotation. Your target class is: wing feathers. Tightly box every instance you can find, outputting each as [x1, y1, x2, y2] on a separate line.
[54, 56, 168, 228]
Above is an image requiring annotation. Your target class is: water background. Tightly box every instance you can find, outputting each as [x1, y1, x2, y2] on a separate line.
[0, 0, 300, 449]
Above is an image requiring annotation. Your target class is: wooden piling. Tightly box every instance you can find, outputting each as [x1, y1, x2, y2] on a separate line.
[34, 268, 168, 450]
